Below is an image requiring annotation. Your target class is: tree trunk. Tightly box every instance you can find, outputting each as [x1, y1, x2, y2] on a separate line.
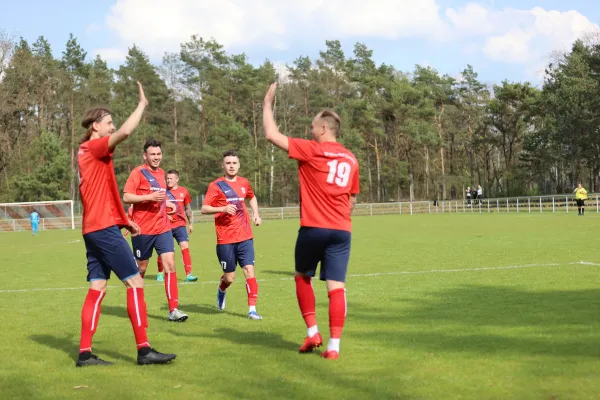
[252, 97, 258, 149]
[39, 96, 45, 133]
[173, 101, 178, 144]
[374, 135, 381, 203]
[467, 120, 475, 187]
[201, 99, 207, 145]
[435, 103, 446, 200]
[269, 144, 275, 206]
[366, 152, 373, 202]
[409, 166, 414, 202]
[304, 87, 309, 138]
[424, 145, 429, 199]
[70, 91, 76, 200]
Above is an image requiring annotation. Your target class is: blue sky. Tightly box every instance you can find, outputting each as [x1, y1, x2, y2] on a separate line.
[1, 0, 598, 85]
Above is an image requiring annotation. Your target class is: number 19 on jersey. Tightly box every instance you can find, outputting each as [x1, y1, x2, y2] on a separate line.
[326, 160, 351, 187]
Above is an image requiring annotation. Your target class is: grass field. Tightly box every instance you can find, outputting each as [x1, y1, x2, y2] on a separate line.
[1, 213, 600, 399]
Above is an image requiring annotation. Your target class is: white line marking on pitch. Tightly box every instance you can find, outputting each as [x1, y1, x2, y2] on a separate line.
[0, 261, 597, 294]
[0, 239, 81, 251]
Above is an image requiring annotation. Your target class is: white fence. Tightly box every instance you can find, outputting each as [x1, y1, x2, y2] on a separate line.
[1, 194, 597, 232]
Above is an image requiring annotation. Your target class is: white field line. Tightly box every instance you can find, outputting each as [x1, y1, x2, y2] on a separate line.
[0, 238, 81, 250]
[0, 261, 598, 294]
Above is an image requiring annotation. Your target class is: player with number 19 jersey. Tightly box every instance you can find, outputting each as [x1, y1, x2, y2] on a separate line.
[288, 138, 359, 232]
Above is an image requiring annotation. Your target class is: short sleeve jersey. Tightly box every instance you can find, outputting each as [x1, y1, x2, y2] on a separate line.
[78, 136, 129, 235]
[167, 186, 192, 229]
[202, 176, 254, 244]
[123, 165, 170, 235]
[288, 138, 360, 232]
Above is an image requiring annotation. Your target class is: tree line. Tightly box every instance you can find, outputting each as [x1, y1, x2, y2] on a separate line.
[1, 30, 599, 206]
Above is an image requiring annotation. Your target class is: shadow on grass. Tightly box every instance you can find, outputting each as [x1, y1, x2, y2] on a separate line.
[170, 327, 299, 352]
[182, 303, 247, 319]
[350, 284, 600, 358]
[29, 334, 136, 364]
[101, 305, 164, 323]
[261, 270, 295, 276]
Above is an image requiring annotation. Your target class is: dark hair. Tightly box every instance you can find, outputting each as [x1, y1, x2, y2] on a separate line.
[167, 169, 179, 176]
[80, 107, 111, 143]
[222, 149, 238, 159]
[144, 139, 162, 152]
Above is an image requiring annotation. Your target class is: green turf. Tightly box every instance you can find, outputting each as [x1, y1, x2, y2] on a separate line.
[1, 213, 599, 399]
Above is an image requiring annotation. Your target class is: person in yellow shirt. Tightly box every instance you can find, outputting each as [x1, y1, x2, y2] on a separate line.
[574, 183, 588, 216]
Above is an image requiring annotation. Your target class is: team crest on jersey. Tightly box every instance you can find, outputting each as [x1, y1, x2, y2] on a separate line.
[180, 193, 184, 197]
[241, 187, 246, 194]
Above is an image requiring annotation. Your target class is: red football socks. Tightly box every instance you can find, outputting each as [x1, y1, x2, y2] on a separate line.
[157, 257, 163, 273]
[219, 275, 231, 291]
[295, 275, 317, 328]
[181, 248, 192, 275]
[126, 287, 150, 349]
[328, 288, 346, 339]
[79, 289, 105, 353]
[246, 277, 258, 306]
[165, 272, 179, 312]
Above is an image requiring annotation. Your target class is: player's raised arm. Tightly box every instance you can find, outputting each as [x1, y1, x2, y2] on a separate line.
[108, 82, 149, 151]
[263, 82, 289, 152]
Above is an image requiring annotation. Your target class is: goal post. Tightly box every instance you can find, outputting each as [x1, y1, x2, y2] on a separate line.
[0, 200, 76, 232]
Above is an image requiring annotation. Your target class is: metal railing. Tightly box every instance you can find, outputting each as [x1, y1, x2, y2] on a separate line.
[1, 194, 596, 232]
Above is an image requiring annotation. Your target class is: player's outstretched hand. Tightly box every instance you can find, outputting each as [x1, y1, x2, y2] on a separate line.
[126, 219, 141, 237]
[137, 81, 149, 107]
[224, 204, 237, 215]
[188, 224, 194, 235]
[263, 82, 277, 107]
[253, 215, 262, 226]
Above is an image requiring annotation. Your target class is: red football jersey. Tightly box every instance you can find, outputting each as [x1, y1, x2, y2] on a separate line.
[123, 165, 170, 235]
[288, 138, 360, 232]
[167, 185, 191, 229]
[78, 136, 129, 235]
[203, 176, 254, 244]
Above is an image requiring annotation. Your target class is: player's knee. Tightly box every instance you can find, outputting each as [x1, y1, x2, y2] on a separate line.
[137, 261, 148, 272]
[161, 254, 176, 272]
[223, 273, 235, 284]
[179, 241, 189, 250]
[124, 274, 144, 289]
[242, 265, 255, 278]
[326, 279, 345, 292]
[90, 280, 108, 292]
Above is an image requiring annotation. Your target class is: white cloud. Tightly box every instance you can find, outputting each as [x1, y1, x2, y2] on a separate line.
[446, 3, 597, 65]
[101, 0, 447, 59]
[483, 29, 534, 63]
[93, 47, 128, 63]
[99, 0, 597, 79]
[85, 24, 102, 34]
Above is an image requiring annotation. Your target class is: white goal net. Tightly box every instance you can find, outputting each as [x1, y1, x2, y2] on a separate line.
[0, 200, 75, 232]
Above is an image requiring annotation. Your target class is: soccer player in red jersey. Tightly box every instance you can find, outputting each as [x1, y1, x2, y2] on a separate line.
[76, 82, 176, 367]
[263, 82, 360, 360]
[200, 150, 263, 320]
[123, 140, 188, 322]
[155, 170, 198, 282]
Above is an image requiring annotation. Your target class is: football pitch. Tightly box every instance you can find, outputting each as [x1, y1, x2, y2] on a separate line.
[1, 213, 599, 400]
